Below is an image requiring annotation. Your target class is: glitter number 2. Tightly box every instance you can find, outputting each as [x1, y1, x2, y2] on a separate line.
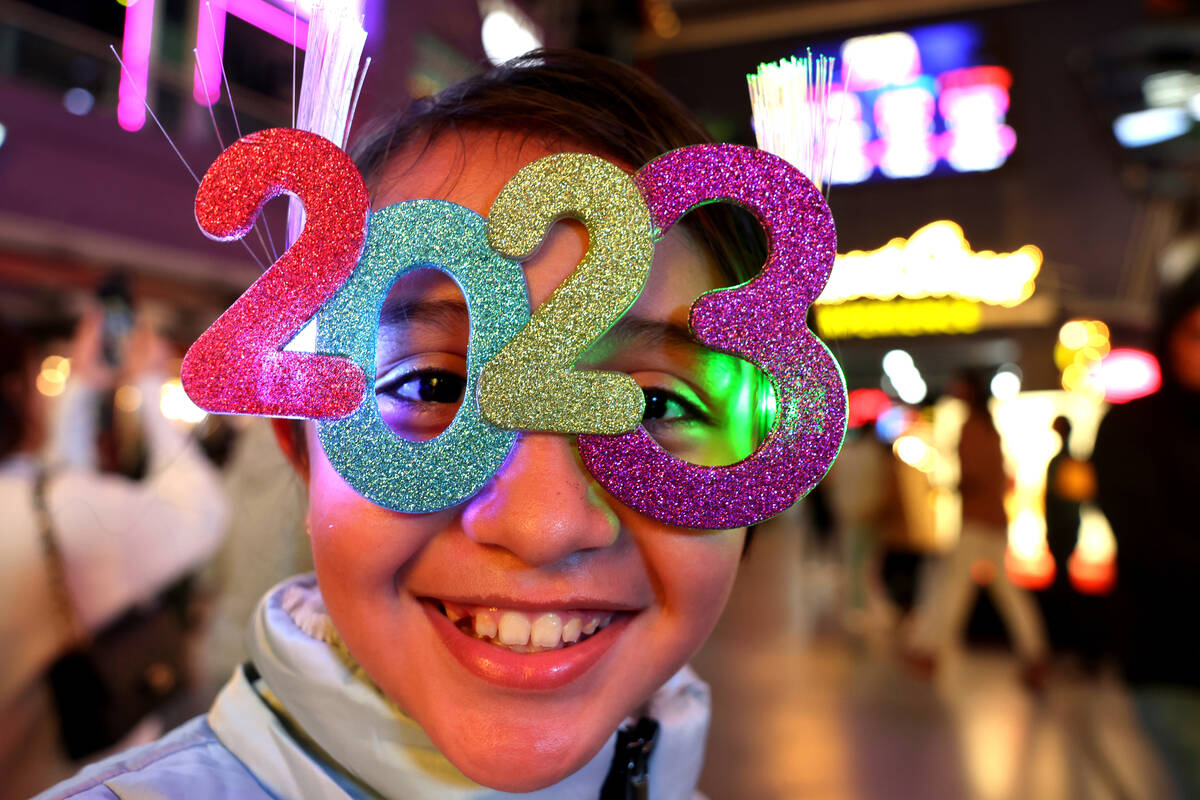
[479, 154, 655, 435]
[578, 144, 848, 529]
[182, 128, 369, 418]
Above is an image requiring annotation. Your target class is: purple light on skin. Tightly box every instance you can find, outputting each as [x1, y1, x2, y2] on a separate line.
[193, 0, 227, 106]
[117, 0, 156, 131]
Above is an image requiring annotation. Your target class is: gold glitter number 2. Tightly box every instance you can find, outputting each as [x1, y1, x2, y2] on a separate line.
[478, 154, 655, 435]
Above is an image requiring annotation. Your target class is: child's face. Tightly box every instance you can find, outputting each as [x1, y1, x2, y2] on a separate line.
[305, 132, 756, 792]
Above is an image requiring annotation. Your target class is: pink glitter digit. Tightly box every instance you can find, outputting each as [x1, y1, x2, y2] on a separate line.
[182, 128, 369, 419]
[578, 144, 847, 529]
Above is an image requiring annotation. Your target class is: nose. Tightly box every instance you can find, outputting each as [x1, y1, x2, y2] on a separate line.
[461, 432, 620, 567]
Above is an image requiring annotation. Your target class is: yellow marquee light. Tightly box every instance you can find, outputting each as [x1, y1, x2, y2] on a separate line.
[814, 297, 982, 339]
[818, 220, 1042, 307]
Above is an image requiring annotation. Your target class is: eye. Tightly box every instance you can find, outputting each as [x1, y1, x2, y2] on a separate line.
[641, 387, 710, 426]
[376, 368, 466, 404]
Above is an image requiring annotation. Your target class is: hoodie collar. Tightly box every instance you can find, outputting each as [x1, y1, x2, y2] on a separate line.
[209, 575, 710, 800]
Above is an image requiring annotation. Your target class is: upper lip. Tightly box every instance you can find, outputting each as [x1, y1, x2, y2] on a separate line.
[418, 594, 644, 613]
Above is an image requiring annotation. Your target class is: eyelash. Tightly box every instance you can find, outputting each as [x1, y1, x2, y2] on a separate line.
[641, 386, 713, 427]
[375, 367, 465, 405]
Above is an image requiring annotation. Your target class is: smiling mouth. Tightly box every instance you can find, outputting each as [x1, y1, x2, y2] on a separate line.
[428, 600, 619, 654]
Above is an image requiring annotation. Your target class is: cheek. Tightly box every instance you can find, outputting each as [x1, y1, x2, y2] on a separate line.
[641, 526, 745, 644]
[305, 442, 435, 604]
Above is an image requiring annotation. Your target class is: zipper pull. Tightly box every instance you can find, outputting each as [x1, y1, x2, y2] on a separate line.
[600, 716, 660, 800]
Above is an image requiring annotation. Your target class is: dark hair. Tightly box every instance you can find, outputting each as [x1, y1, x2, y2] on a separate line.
[350, 48, 766, 287]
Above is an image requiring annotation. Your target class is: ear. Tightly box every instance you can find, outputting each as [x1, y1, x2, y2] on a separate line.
[271, 418, 311, 482]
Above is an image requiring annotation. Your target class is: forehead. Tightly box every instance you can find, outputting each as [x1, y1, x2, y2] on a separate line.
[370, 130, 726, 324]
[374, 131, 566, 214]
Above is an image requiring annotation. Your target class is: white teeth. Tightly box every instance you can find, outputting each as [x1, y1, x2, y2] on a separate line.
[530, 613, 563, 648]
[441, 602, 620, 650]
[474, 611, 497, 639]
[497, 611, 531, 646]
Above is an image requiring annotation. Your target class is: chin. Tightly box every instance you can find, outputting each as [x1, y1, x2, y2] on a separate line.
[413, 702, 619, 792]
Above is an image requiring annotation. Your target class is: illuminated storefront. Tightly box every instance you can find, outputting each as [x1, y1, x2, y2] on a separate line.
[815, 218, 1143, 595]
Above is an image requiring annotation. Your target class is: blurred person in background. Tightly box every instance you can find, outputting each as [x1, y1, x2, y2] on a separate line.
[906, 371, 1049, 688]
[0, 308, 227, 799]
[1093, 268, 1200, 799]
[1040, 416, 1104, 667]
[1044, 416, 1091, 570]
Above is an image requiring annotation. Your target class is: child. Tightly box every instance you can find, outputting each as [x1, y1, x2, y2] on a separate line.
[40, 49, 772, 799]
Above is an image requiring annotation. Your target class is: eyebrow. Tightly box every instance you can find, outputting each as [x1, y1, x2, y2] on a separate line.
[601, 316, 707, 355]
[379, 298, 470, 329]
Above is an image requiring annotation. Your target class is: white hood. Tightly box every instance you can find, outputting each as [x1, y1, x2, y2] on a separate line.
[208, 574, 711, 800]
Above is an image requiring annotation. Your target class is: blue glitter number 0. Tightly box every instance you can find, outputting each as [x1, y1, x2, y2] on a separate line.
[316, 200, 530, 512]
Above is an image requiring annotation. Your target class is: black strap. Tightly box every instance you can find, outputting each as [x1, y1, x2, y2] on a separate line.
[599, 716, 659, 800]
[34, 466, 88, 646]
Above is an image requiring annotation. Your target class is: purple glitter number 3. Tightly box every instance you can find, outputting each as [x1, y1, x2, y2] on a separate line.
[578, 144, 847, 529]
[182, 128, 369, 418]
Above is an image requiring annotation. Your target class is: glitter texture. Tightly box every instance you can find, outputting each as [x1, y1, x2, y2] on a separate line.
[579, 144, 848, 529]
[316, 200, 529, 512]
[183, 128, 368, 419]
[480, 153, 653, 435]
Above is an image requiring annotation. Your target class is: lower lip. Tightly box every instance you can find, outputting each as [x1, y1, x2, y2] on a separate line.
[422, 602, 633, 691]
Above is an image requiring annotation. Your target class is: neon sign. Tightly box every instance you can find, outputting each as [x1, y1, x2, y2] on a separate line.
[806, 22, 1017, 183]
[194, 0, 311, 108]
[814, 297, 983, 340]
[117, 0, 155, 131]
[118, 0, 315, 131]
[818, 220, 1042, 307]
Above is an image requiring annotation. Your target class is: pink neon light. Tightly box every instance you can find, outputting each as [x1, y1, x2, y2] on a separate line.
[118, 0, 156, 131]
[194, 1, 227, 106]
[193, 0, 308, 108]
[830, 59, 1018, 183]
[227, 0, 309, 48]
[1094, 348, 1161, 403]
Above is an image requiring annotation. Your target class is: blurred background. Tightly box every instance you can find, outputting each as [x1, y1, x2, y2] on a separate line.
[2, 0, 1200, 798]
